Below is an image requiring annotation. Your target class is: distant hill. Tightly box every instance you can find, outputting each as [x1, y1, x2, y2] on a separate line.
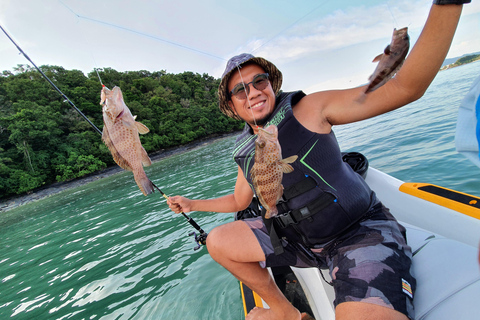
[440, 53, 480, 71]
[442, 51, 480, 67]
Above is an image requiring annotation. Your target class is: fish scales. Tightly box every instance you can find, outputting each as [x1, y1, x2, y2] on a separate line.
[251, 125, 297, 219]
[101, 86, 154, 196]
[365, 27, 410, 94]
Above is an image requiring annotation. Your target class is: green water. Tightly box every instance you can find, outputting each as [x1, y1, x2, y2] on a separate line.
[0, 139, 243, 319]
[1, 62, 480, 319]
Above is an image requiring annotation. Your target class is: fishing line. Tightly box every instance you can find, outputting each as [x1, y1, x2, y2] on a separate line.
[94, 67, 104, 86]
[386, 2, 398, 28]
[58, 0, 226, 62]
[1, 24, 207, 248]
[250, 0, 329, 54]
[0, 24, 103, 136]
[235, 64, 259, 128]
[151, 181, 208, 249]
[67, 7, 105, 86]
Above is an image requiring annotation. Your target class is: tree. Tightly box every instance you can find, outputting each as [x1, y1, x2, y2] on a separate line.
[0, 65, 243, 199]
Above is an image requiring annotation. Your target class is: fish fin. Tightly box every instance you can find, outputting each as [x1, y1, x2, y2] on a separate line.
[265, 206, 279, 219]
[281, 155, 298, 164]
[372, 53, 384, 63]
[133, 115, 137, 120]
[250, 168, 256, 185]
[251, 169, 268, 212]
[264, 206, 279, 219]
[141, 147, 152, 167]
[102, 127, 132, 171]
[281, 163, 295, 174]
[278, 185, 284, 200]
[135, 121, 150, 134]
[280, 155, 298, 173]
[133, 170, 154, 196]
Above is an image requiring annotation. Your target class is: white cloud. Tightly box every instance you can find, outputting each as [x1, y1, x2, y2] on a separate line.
[239, 0, 432, 64]
[1, 0, 479, 81]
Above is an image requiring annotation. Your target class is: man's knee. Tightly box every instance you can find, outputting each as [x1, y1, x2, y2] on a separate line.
[206, 220, 260, 262]
[335, 302, 409, 320]
[205, 224, 223, 260]
[206, 222, 239, 261]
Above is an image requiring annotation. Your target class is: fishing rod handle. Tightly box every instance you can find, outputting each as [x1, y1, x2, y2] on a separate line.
[180, 212, 206, 234]
[161, 191, 206, 233]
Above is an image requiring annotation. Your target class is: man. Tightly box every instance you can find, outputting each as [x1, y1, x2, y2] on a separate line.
[168, 2, 469, 319]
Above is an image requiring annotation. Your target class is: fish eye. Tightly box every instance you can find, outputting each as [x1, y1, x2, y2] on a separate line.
[258, 141, 266, 148]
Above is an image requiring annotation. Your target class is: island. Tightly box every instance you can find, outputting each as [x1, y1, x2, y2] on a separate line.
[441, 53, 480, 70]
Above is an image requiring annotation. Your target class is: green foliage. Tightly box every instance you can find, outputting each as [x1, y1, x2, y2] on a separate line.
[453, 54, 480, 66]
[0, 65, 242, 199]
[441, 54, 480, 70]
[55, 153, 107, 182]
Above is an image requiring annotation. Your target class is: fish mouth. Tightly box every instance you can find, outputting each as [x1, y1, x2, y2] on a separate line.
[257, 127, 274, 138]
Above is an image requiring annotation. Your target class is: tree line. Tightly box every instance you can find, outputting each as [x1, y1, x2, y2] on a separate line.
[440, 53, 480, 70]
[0, 65, 243, 199]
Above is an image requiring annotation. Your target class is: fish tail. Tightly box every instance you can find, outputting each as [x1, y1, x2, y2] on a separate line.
[265, 207, 278, 219]
[134, 171, 154, 196]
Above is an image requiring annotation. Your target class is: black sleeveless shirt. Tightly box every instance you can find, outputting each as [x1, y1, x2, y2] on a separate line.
[233, 91, 379, 246]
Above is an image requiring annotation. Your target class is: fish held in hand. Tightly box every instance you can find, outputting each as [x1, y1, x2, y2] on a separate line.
[365, 27, 410, 94]
[251, 125, 297, 219]
[100, 86, 154, 196]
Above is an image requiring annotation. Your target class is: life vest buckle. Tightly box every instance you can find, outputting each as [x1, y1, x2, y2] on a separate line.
[275, 211, 297, 228]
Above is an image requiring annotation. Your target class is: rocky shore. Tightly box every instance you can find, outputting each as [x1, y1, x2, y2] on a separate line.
[0, 133, 237, 213]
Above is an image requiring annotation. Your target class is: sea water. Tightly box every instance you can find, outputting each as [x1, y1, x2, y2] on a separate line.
[1, 62, 479, 320]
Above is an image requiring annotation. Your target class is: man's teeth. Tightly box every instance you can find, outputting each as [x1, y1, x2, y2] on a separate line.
[250, 102, 263, 109]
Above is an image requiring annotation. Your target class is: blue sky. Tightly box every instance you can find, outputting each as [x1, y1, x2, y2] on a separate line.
[1, 0, 479, 92]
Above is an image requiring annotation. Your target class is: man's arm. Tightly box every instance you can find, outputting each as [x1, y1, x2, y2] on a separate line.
[167, 166, 254, 214]
[295, 4, 464, 133]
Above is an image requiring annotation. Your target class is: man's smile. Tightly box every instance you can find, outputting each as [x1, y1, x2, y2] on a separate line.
[249, 101, 265, 110]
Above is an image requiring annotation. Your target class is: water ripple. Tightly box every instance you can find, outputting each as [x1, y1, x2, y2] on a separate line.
[1, 64, 479, 319]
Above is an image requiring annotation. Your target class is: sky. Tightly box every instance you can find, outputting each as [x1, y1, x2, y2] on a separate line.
[0, 0, 479, 93]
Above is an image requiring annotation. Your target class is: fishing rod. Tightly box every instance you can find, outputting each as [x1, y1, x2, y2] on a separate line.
[0, 24, 102, 136]
[151, 182, 208, 250]
[58, 0, 225, 62]
[1, 24, 207, 249]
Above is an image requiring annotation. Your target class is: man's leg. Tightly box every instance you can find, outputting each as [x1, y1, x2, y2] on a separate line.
[336, 302, 409, 320]
[206, 220, 301, 320]
[327, 205, 415, 320]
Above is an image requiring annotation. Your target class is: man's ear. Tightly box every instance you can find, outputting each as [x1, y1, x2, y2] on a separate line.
[228, 100, 238, 116]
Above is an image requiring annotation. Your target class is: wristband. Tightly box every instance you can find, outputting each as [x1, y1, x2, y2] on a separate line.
[433, 0, 471, 4]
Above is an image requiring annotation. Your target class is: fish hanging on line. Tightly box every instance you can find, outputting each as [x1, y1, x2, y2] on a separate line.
[365, 27, 410, 94]
[251, 125, 298, 219]
[100, 86, 154, 196]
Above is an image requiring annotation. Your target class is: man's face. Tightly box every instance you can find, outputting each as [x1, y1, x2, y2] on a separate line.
[227, 64, 276, 131]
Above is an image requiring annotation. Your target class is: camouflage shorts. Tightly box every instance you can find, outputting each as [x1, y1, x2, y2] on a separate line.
[242, 204, 416, 319]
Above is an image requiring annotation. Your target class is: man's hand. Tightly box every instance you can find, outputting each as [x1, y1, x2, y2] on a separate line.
[167, 196, 193, 213]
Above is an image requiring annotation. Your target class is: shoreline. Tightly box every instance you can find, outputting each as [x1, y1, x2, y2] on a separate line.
[0, 132, 238, 213]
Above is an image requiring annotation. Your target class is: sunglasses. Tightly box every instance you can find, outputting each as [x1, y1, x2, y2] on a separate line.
[229, 73, 269, 100]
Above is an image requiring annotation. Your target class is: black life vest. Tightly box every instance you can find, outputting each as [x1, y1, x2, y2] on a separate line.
[233, 91, 379, 252]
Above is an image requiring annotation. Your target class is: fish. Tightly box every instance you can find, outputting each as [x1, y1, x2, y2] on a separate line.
[100, 86, 154, 196]
[250, 125, 298, 219]
[365, 27, 410, 94]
